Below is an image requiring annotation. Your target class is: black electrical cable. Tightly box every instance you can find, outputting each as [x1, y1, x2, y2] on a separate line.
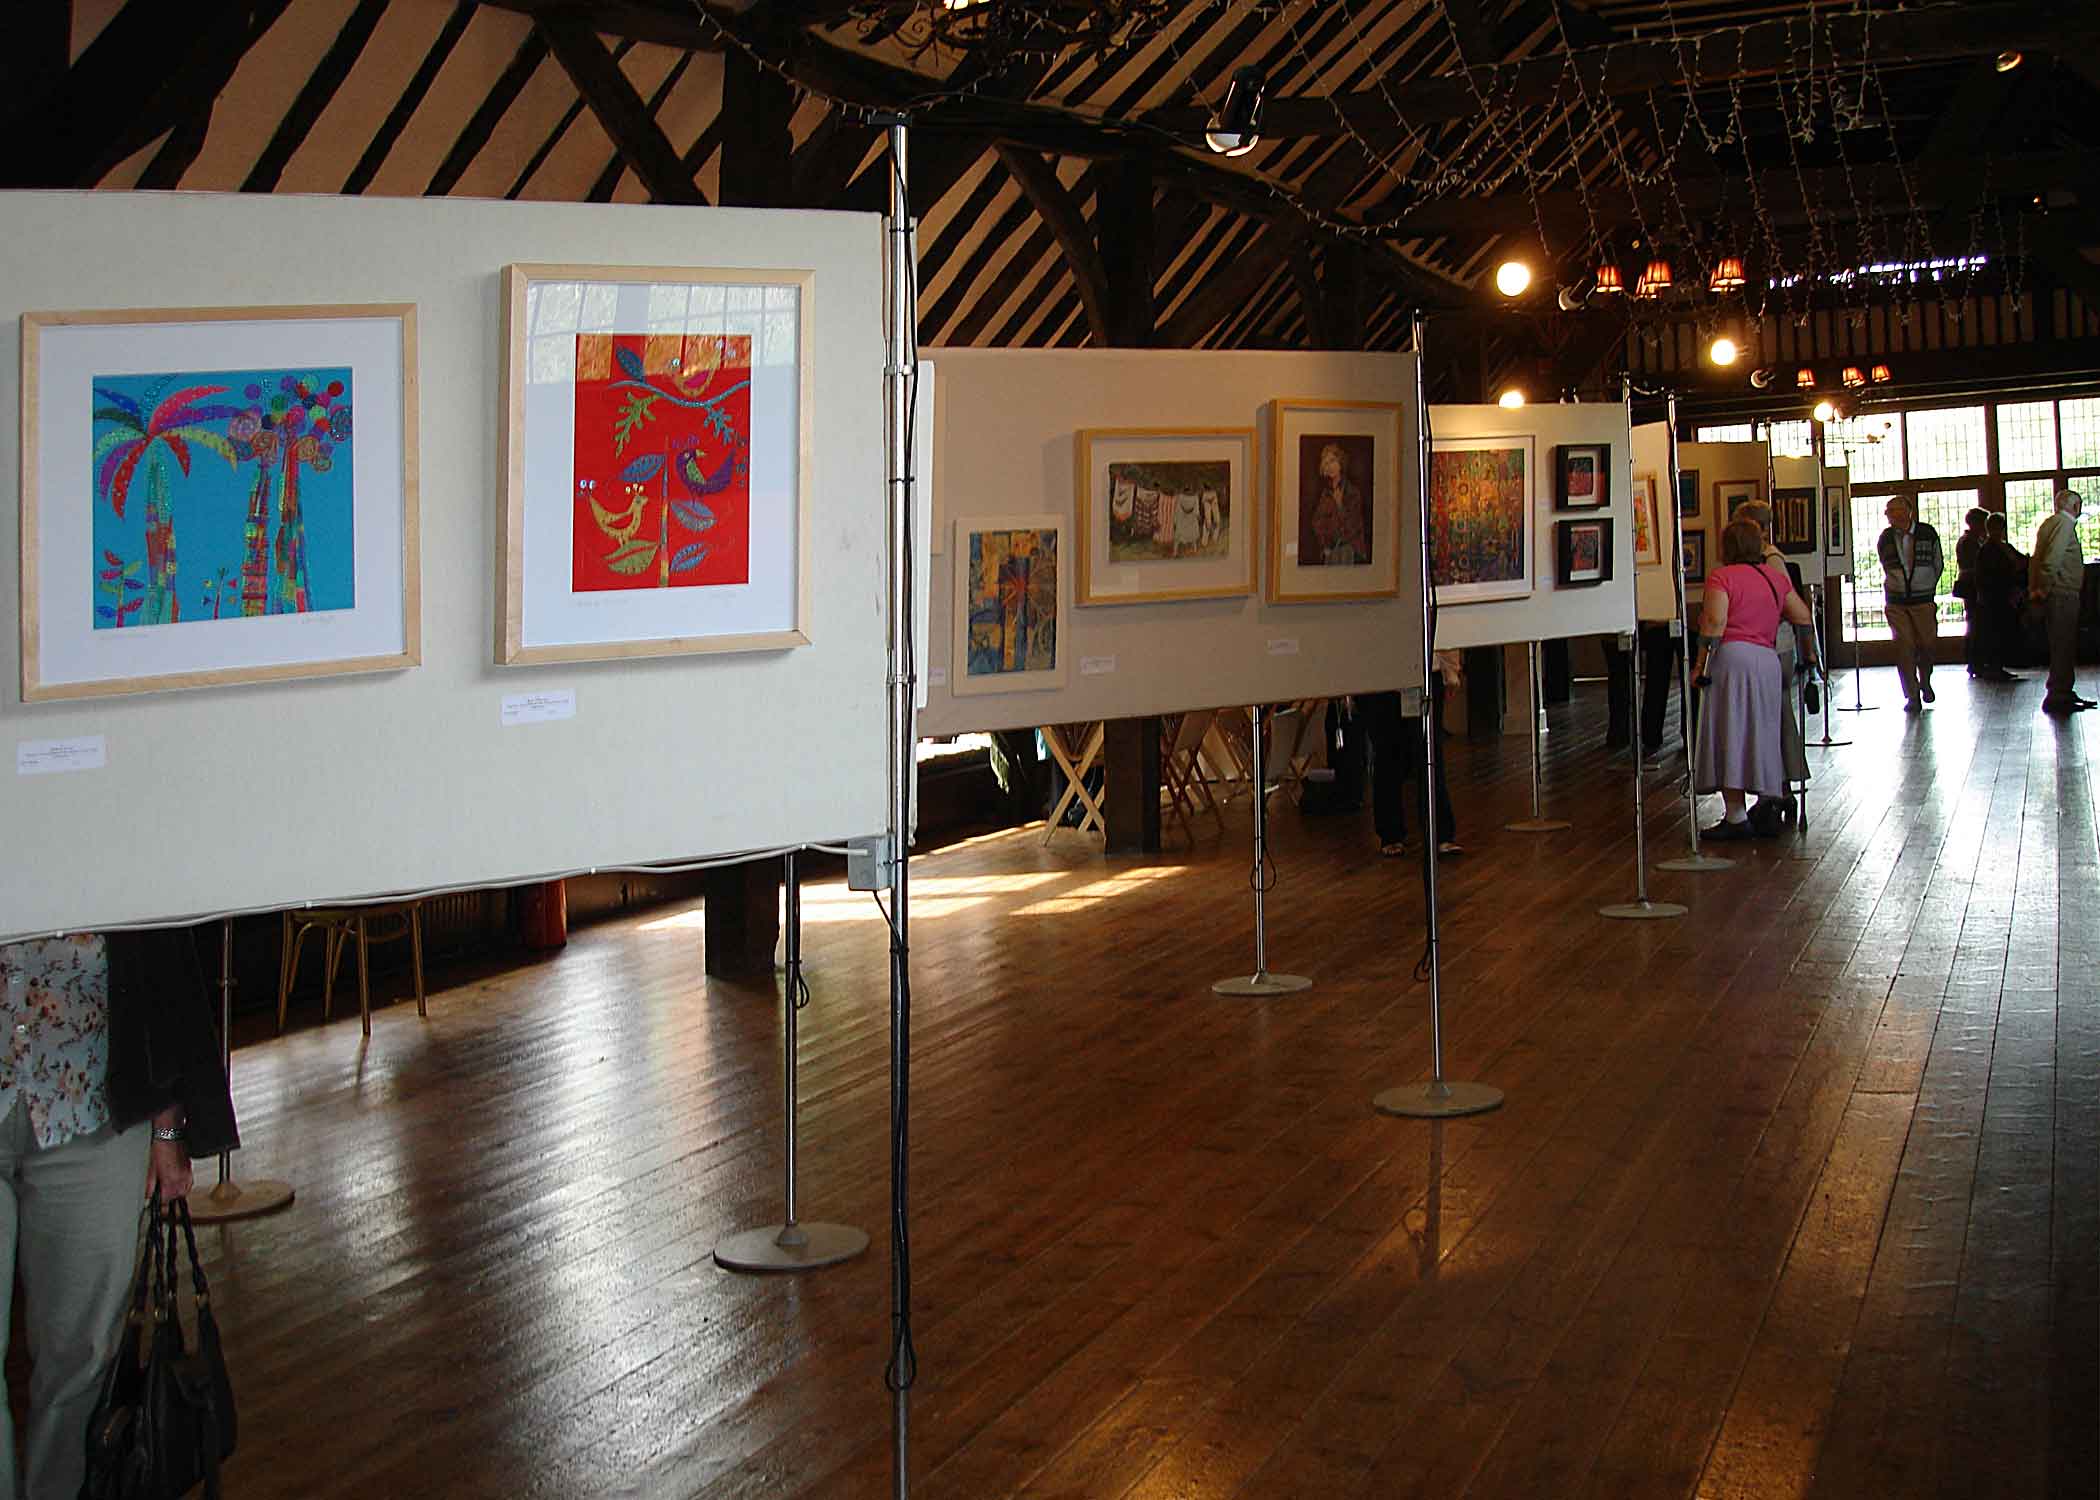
[1416, 391, 1440, 983]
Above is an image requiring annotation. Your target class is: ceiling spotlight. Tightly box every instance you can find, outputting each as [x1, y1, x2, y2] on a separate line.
[1750, 368, 1775, 390]
[1594, 263, 1625, 295]
[1557, 284, 1588, 312]
[1204, 66, 1267, 157]
[1709, 336, 1740, 366]
[1709, 256, 1747, 293]
[1495, 260, 1534, 298]
[1870, 363, 1893, 384]
[1498, 387, 1526, 410]
[1841, 366, 1866, 389]
[1795, 367, 1817, 389]
[1813, 399, 1837, 424]
[1995, 49, 2023, 72]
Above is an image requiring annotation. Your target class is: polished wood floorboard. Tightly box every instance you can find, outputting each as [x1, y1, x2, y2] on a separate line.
[196, 670, 2097, 1498]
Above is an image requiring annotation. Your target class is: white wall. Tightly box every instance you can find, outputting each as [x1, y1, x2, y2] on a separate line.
[1676, 439, 1769, 604]
[2, 191, 889, 940]
[919, 348, 1425, 736]
[1428, 402, 1637, 650]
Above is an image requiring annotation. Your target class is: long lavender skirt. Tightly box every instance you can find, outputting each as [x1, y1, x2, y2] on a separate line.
[1696, 640, 1788, 797]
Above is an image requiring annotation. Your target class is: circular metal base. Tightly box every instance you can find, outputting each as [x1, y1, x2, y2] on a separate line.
[187, 1178, 295, 1223]
[1213, 971, 1314, 996]
[1599, 899, 1689, 921]
[713, 1221, 869, 1274]
[1504, 818, 1572, 833]
[1656, 854, 1734, 873]
[1374, 1081, 1505, 1118]
[1809, 736, 1853, 748]
[1835, 704, 1879, 712]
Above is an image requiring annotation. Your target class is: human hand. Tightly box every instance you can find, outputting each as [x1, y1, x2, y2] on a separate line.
[146, 1139, 193, 1204]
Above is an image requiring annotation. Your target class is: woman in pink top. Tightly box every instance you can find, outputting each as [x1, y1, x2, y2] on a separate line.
[1693, 518, 1818, 840]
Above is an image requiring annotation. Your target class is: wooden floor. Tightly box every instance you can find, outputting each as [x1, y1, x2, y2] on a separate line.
[200, 668, 2096, 1499]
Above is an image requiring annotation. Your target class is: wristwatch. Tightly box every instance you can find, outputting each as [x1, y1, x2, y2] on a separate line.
[152, 1125, 187, 1143]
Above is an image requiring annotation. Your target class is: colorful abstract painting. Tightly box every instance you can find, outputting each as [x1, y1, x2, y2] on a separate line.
[571, 332, 750, 592]
[1632, 472, 1662, 566]
[1107, 460, 1230, 562]
[965, 527, 1059, 678]
[89, 367, 355, 629]
[1429, 439, 1532, 602]
[1297, 434, 1375, 566]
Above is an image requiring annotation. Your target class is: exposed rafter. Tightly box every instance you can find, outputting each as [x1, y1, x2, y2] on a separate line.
[537, 8, 706, 204]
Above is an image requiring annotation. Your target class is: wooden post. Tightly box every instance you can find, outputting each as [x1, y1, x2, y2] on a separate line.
[1101, 718, 1160, 856]
[703, 858, 781, 980]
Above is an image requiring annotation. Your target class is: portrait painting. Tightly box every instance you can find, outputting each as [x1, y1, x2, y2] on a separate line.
[1267, 399, 1402, 603]
[1296, 434, 1375, 567]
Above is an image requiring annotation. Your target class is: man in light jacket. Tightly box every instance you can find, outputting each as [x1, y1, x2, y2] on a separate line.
[1876, 497, 1944, 712]
[2029, 488, 2092, 715]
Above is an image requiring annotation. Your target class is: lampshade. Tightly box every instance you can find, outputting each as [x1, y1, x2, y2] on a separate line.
[1593, 264, 1625, 295]
[1870, 363, 1893, 383]
[1841, 366, 1866, 389]
[1635, 258, 1673, 297]
[1709, 256, 1747, 293]
[1795, 368, 1817, 389]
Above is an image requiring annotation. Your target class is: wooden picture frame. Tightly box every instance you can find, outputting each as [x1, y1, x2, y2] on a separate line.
[19, 303, 420, 702]
[498, 263, 813, 666]
[1771, 485, 1817, 554]
[1631, 471, 1664, 567]
[1554, 442, 1610, 511]
[1682, 529, 1707, 583]
[1555, 518, 1614, 586]
[1073, 426, 1256, 605]
[1428, 433, 1536, 605]
[952, 513, 1068, 697]
[1716, 477, 1762, 518]
[1266, 398, 1405, 604]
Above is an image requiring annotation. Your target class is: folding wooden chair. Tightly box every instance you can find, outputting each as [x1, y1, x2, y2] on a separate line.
[1159, 709, 1223, 845]
[1040, 721, 1106, 843]
[1201, 706, 1257, 803]
[1273, 698, 1329, 805]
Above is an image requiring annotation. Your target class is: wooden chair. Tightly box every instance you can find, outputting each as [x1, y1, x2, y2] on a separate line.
[1201, 706, 1256, 803]
[1040, 722, 1106, 843]
[1159, 709, 1223, 845]
[278, 902, 427, 1038]
[1273, 698, 1330, 805]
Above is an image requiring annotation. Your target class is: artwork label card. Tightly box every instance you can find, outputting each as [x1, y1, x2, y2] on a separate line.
[17, 737, 107, 776]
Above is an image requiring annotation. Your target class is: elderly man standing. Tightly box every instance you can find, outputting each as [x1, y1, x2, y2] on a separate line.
[1876, 496, 1945, 712]
[2030, 487, 2093, 715]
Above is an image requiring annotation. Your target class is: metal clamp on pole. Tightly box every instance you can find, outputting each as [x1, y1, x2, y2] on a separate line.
[1375, 316, 1503, 1120]
[189, 919, 295, 1224]
[1214, 704, 1313, 996]
[1505, 640, 1570, 833]
[714, 850, 870, 1274]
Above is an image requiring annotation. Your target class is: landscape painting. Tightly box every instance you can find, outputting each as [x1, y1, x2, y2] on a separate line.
[1429, 435, 1534, 603]
[89, 366, 355, 629]
[1107, 460, 1230, 562]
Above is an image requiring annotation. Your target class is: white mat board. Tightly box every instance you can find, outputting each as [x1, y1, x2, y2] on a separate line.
[1427, 403, 1637, 651]
[2, 191, 887, 940]
[919, 348, 1425, 737]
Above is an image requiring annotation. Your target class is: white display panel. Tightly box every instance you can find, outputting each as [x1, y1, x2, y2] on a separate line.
[1427, 403, 1638, 651]
[920, 348, 1424, 736]
[2, 191, 887, 940]
[1632, 421, 1679, 622]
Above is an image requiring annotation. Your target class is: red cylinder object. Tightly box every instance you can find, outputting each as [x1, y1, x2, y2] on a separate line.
[519, 879, 568, 950]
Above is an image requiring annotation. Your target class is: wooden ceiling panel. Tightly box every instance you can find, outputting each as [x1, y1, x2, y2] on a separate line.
[178, 0, 365, 191]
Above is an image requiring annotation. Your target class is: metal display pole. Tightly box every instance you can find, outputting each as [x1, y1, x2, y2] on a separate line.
[1601, 617, 1688, 921]
[1807, 582, 1850, 748]
[1214, 704, 1313, 996]
[189, 920, 295, 1224]
[1375, 316, 1502, 1120]
[1653, 389, 1733, 875]
[1832, 433, 1878, 712]
[1504, 641, 1569, 833]
[714, 850, 870, 1273]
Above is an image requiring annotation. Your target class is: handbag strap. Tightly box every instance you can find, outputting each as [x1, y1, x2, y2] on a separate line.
[174, 1198, 213, 1305]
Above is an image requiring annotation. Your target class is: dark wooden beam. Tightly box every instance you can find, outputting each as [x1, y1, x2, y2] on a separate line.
[995, 146, 1112, 346]
[0, 0, 70, 130]
[1100, 159, 1157, 347]
[1160, 227, 1293, 348]
[1442, 0, 1500, 67]
[345, 1, 474, 194]
[790, 110, 877, 206]
[587, 49, 690, 201]
[244, 0, 393, 192]
[537, 8, 704, 204]
[1, 0, 290, 187]
[719, 45, 795, 207]
[1286, 242, 1331, 348]
[137, 107, 213, 191]
[426, 29, 550, 196]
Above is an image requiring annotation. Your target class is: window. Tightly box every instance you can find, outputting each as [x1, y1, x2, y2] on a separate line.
[1828, 414, 1904, 484]
[1767, 419, 1813, 459]
[2062, 398, 2100, 469]
[1696, 422, 1754, 443]
[2005, 478, 2059, 552]
[1997, 401, 2057, 473]
[1845, 494, 1897, 640]
[1916, 490, 1978, 628]
[1905, 406, 1987, 480]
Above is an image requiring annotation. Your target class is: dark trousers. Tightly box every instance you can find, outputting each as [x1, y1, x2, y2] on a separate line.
[1360, 690, 1456, 845]
[1601, 626, 1678, 751]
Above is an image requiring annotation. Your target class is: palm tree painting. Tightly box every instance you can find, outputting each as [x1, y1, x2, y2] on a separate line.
[965, 527, 1059, 677]
[90, 366, 356, 630]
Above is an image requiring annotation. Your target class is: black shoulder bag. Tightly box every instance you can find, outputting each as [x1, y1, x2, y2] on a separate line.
[80, 1195, 238, 1500]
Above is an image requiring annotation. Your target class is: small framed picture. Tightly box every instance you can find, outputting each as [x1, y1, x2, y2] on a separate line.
[1631, 472, 1663, 567]
[1716, 477, 1762, 516]
[1555, 443, 1609, 510]
[1825, 486, 1850, 557]
[1682, 530, 1707, 583]
[1555, 518, 1614, 587]
[1677, 468, 1701, 518]
[1770, 486, 1817, 554]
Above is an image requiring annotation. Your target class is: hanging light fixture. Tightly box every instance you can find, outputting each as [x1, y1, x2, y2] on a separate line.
[1635, 257, 1673, 297]
[1494, 260, 1533, 297]
[1841, 366, 1866, 389]
[1995, 49, 2024, 72]
[1709, 335, 1740, 367]
[1795, 368, 1817, 389]
[1709, 256, 1747, 293]
[1498, 387, 1526, 410]
[1593, 263, 1625, 295]
[1812, 399, 1838, 424]
[1204, 66, 1267, 157]
[1750, 368, 1776, 390]
[1870, 363, 1893, 384]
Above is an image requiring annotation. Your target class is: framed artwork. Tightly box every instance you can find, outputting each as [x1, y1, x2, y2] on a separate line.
[1554, 443, 1610, 510]
[1771, 486, 1817, 554]
[1631, 472, 1664, 567]
[19, 304, 419, 702]
[1825, 485, 1851, 558]
[1429, 434, 1535, 604]
[952, 514, 1065, 696]
[1716, 478, 1762, 517]
[1074, 427, 1255, 605]
[1556, 518, 1614, 587]
[1682, 530, 1707, 583]
[1267, 398, 1405, 604]
[498, 263, 810, 666]
[1677, 467, 1701, 518]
